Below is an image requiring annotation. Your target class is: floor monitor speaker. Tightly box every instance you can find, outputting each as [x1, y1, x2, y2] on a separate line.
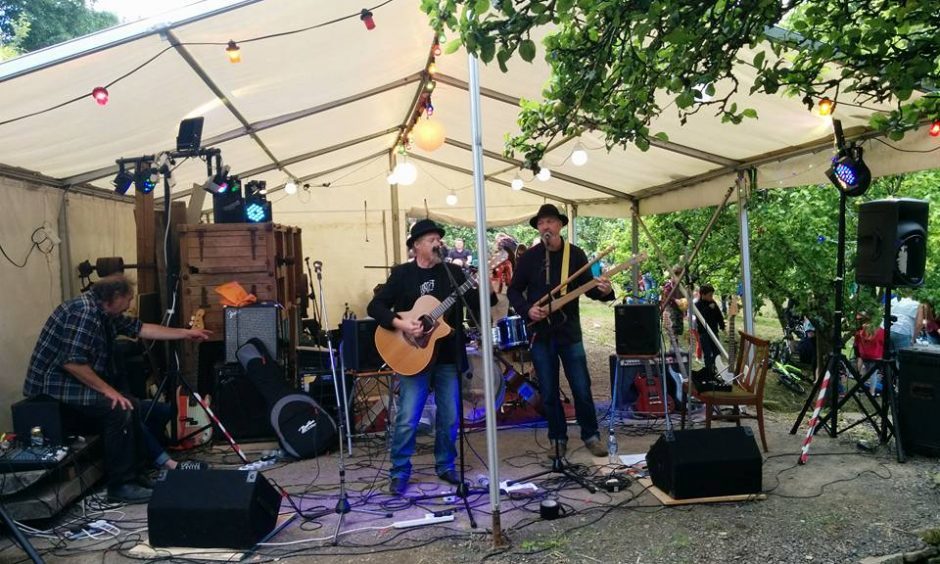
[647, 427, 762, 499]
[615, 304, 661, 355]
[147, 469, 280, 549]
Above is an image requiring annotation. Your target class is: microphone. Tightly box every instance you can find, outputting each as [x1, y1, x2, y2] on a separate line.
[433, 246, 446, 258]
[541, 231, 552, 243]
[313, 260, 323, 271]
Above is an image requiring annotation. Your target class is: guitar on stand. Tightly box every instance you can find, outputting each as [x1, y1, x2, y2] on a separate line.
[174, 308, 212, 449]
[374, 277, 478, 375]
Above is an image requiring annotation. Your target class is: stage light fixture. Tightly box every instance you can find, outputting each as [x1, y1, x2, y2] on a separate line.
[113, 165, 134, 194]
[244, 180, 272, 223]
[204, 165, 231, 194]
[135, 163, 160, 194]
[825, 120, 870, 197]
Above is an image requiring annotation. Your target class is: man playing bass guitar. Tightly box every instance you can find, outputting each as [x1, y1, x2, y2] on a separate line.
[368, 219, 495, 496]
[507, 204, 615, 459]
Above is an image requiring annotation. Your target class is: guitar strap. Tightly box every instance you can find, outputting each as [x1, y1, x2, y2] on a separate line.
[559, 241, 571, 296]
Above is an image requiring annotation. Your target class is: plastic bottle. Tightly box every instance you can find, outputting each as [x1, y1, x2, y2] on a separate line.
[607, 430, 619, 464]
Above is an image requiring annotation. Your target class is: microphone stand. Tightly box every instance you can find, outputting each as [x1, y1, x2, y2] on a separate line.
[304, 257, 322, 336]
[410, 246, 485, 528]
[308, 261, 387, 546]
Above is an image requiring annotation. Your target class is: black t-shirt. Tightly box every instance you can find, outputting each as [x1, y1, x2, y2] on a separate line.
[368, 261, 476, 365]
[507, 241, 614, 345]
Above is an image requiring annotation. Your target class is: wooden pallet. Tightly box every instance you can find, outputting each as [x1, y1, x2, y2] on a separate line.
[638, 477, 766, 506]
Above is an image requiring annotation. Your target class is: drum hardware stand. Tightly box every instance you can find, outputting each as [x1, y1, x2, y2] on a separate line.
[306, 261, 388, 545]
[409, 261, 490, 529]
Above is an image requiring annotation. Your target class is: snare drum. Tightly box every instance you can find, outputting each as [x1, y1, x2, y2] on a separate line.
[496, 316, 529, 351]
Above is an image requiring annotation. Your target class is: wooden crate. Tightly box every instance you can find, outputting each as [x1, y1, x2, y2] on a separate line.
[178, 223, 303, 383]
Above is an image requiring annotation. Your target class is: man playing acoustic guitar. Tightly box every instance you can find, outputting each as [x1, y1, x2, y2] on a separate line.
[507, 204, 615, 459]
[368, 219, 495, 496]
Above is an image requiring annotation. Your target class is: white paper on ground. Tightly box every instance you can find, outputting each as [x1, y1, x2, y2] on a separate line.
[619, 453, 646, 466]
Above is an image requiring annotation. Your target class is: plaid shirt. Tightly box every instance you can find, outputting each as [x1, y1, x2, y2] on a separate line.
[24, 292, 142, 406]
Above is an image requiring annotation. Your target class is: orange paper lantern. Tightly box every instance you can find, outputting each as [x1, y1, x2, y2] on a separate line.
[412, 118, 446, 152]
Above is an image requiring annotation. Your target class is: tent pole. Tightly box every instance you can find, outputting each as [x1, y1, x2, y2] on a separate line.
[388, 152, 402, 264]
[57, 191, 74, 300]
[631, 200, 640, 298]
[467, 51, 504, 547]
[737, 171, 755, 334]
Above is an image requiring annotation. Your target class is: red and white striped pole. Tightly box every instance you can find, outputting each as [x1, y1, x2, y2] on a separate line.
[192, 392, 251, 464]
[798, 369, 832, 464]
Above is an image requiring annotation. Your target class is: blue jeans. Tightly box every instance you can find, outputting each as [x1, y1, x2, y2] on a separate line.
[389, 364, 459, 480]
[140, 400, 172, 467]
[530, 340, 598, 443]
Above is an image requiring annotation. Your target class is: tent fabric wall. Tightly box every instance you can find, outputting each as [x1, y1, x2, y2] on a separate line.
[0, 180, 136, 429]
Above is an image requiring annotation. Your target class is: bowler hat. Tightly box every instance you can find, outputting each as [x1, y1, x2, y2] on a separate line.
[529, 204, 569, 229]
[406, 219, 446, 248]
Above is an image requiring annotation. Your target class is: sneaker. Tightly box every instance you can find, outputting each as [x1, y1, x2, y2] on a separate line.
[176, 460, 208, 470]
[387, 476, 408, 496]
[107, 482, 152, 504]
[584, 436, 608, 457]
[547, 439, 568, 460]
[437, 470, 465, 486]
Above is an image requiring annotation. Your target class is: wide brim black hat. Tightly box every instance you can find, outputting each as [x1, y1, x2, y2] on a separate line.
[529, 203, 569, 229]
[406, 218, 446, 248]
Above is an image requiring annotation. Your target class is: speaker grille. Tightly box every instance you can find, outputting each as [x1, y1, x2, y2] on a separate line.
[224, 304, 279, 364]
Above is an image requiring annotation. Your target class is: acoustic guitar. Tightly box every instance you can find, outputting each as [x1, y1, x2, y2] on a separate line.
[374, 277, 477, 376]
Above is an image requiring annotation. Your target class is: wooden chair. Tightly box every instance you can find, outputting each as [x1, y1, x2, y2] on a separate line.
[691, 331, 771, 452]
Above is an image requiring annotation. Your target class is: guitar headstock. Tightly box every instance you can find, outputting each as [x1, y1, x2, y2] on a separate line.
[189, 308, 206, 330]
[728, 295, 739, 317]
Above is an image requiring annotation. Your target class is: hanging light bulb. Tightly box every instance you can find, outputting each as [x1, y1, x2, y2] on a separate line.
[360, 9, 375, 30]
[386, 171, 399, 185]
[511, 172, 524, 191]
[446, 191, 458, 206]
[817, 97, 835, 116]
[225, 40, 241, 63]
[433, 41, 442, 57]
[91, 86, 109, 106]
[536, 165, 552, 182]
[427, 62, 438, 76]
[284, 180, 298, 195]
[930, 121, 940, 137]
[570, 142, 588, 166]
[426, 101, 434, 116]
[394, 161, 418, 185]
[425, 80, 436, 92]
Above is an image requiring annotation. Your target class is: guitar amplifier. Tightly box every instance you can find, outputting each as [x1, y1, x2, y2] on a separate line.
[342, 318, 383, 372]
[224, 303, 280, 364]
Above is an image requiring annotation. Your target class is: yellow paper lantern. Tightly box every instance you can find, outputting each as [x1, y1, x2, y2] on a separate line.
[412, 118, 446, 152]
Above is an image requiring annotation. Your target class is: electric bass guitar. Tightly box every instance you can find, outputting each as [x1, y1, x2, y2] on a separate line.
[374, 277, 478, 376]
[175, 308, 213, 448]
[528, 252, 648, 329]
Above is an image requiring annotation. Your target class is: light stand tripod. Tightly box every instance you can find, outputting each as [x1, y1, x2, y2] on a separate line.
[308, 261, 386, 546]
[410, 254, 490, 528]
[789, 119, 904, 463]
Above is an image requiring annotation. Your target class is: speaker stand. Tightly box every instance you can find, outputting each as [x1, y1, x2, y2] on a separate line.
[0, 502, 44, 564]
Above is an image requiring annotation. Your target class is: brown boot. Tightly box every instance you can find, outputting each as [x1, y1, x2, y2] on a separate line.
[584, 436, 608, 457]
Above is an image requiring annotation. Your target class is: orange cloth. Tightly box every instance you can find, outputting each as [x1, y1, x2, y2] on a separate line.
[214, 281, 258, 307]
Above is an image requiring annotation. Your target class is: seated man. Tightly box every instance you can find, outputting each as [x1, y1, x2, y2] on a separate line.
[23, 274, 211, 503]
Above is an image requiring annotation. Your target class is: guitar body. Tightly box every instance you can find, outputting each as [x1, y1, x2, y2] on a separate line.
[633, 369, 675, 415]
[174, 386, 213, 449]
[374, 294, 453, 376]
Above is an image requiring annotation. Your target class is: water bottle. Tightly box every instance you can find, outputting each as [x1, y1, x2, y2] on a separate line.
[607, 430, 619, 465]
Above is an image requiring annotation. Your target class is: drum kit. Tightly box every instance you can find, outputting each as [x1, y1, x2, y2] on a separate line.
[462, 315, 543, 423]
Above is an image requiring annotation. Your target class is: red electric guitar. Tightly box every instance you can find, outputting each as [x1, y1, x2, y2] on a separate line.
[633, 360, 675, 415]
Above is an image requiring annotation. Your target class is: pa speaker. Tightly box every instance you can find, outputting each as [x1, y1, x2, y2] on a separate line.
[615, 304, 661, 355]
[898, 346, 940, 457]
[647, 427, 762, 499]
[147, 469, 280, 549]
[225, 303, 279, 364]
[342, 318, 384, 372]
[856, 198, 929, 288]
[176, 117, 204, 155]
[213, 364, 275, 441]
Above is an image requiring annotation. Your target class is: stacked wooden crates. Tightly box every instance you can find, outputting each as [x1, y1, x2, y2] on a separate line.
[177, 223, 304, 387]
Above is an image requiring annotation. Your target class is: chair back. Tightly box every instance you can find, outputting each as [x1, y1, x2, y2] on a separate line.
[734, 331, 771, 396]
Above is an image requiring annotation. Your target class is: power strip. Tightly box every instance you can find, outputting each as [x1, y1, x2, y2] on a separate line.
[239, 455, 277, 471]
[392, 512, 455, 529]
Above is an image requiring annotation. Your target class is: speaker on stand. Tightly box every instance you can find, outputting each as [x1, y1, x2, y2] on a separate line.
[615, 304, 661, 356]
[856, 198, 929, 288]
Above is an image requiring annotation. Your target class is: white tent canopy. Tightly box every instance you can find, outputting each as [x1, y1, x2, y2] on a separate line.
[1, 0, 937, 425]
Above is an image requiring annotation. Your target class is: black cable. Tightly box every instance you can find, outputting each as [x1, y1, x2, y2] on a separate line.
[873, 137, 940, 153]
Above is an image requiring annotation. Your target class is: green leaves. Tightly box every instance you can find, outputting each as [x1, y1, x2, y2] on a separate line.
[519, 39, 537, 62]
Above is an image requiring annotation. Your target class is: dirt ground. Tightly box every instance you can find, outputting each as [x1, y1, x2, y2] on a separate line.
[8, 304, 940, 564]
